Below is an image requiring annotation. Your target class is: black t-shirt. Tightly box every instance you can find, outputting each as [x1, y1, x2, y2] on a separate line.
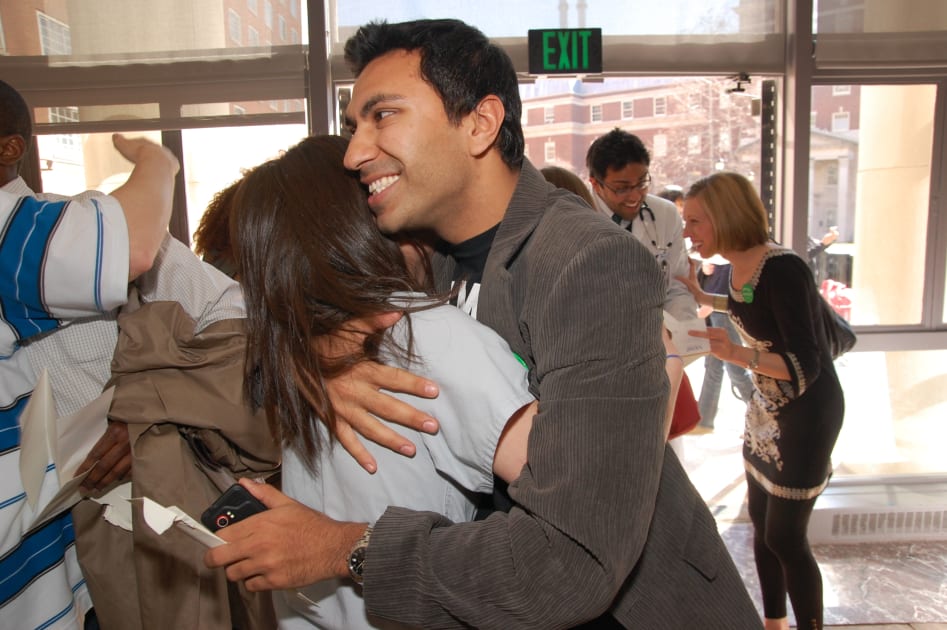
[436, 223, 499, 317]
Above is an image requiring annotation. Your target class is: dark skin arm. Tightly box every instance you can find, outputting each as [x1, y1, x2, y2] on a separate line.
[75, 421, 132, 493]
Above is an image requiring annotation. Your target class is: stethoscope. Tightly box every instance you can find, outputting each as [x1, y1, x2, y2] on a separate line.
[628, 200, 672, 277]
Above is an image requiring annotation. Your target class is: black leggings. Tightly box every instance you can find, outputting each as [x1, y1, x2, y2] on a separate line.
[746, 474, 823, 630]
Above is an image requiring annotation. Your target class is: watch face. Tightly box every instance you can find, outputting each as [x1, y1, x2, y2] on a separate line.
[348, 544, 367, 583]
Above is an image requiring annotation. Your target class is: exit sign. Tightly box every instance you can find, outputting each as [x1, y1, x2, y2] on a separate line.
[528, 28, 602, 75]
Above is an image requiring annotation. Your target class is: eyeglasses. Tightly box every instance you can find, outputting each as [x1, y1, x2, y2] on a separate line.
[596, 174, 651, 197]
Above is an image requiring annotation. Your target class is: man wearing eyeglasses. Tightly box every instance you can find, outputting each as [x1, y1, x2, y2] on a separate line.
[587, 128, 697, 323]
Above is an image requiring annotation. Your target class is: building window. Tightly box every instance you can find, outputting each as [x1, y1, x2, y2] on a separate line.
[49, 106, 78, 124]
[248, 26, 260, 47]
[622, 100, 634, 119]
[687, 134, 701, 155]
[290, 0, 298, 18]
[0, 14, 6, 54]
[544, 140, 556, 162]
[833, 85, 852, 96]
[590, 104, 602, 122]
[688, 92, 701, 112]
[653, 133, 668, 158]
[37, 13, 71, 55]
[278, 15, 287, 41]
[654, 96, 667, 117]
[264, 1, 273, 28]
[247, 0, 258, 15]
[544, 106, 554, 124]
[832, 110, 851, 132]
[227, 10, 241, 45]
[291, 28, 299, 44]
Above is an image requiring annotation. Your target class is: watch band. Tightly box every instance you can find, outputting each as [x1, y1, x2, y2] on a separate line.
[747, 347, 761, 371]
[347, 526, 373, 585]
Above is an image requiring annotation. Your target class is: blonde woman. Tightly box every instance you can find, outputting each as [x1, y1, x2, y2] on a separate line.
[678, 172, 843, 630]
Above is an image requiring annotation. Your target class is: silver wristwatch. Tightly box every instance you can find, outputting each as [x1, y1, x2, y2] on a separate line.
[347, 526, 373, 585]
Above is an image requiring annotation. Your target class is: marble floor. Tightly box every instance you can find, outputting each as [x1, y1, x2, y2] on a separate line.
[676, 362, 947, 628]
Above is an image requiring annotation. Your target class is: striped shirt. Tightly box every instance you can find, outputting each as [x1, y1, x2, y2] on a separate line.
[0, 180, 128, 630]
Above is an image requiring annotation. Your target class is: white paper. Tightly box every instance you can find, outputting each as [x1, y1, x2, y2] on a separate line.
[18, 370, 56, 510]
[138, 497, 225, 548]
[94, 482, 134, 530]
[664, 311, 710, 365]
[19, 373, 113, 526]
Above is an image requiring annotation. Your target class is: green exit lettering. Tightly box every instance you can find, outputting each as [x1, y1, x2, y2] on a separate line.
[542, 30, 593, 71]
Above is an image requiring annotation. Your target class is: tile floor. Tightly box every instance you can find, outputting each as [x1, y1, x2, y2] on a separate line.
[677, 362, 947, 629]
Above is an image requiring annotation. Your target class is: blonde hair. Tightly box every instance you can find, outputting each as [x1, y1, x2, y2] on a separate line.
[686, 172, 769, 252]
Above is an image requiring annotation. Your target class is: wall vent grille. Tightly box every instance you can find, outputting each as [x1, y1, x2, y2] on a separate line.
[809, 508, 947, 543]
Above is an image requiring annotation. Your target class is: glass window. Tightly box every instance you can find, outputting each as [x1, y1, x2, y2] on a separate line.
[832, 349, 947, 477]
[544, 140, 556, 162]
[622, 100, 634, 119]
[333, 0, 780, 38]
[182, 124, 307, 241]
[38, 13, 72, 55]
[0, 13, 6, 54]
[248, 26, 260, 46]
[34, 124, 306, 246]
[229, 10, 242, 44]
[590, 104, 602, 122]
[544, 106, 554, 124]
[833, 84, 852, 96]
[831, 110, 850, 132]
[815, 1, 947, 34]
[521, 76, 767, 188]
[809, 83, 936, 327]
[654, 96, 667, 117]
[2, 0, 304, 60]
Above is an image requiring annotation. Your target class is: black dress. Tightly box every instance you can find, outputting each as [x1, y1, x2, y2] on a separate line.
[728, 248, 844, 500]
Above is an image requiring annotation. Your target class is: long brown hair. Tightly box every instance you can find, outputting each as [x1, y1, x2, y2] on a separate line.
[230, 134, 433, 465]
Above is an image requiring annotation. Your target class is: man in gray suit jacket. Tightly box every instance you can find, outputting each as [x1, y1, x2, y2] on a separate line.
[207, 18, 762, 629]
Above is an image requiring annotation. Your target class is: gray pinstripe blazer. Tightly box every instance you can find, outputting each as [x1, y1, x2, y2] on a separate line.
[364, 161, 762, 629]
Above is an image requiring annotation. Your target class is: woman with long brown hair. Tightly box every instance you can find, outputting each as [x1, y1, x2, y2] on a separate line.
[219, 134, 535, 630]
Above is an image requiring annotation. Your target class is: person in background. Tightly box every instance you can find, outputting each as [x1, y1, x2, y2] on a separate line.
[206, 134, 536, 630]
[586, 129, 697, 324]
[657, 184, 685, 215]
[1, 79, 178, 630]
[693, 256, 755, 434]
[541, 164, 595, 207]
[679, 171, 844, 630]
[586, 129, 702, 452]
[192, 177, 244, 278]
[208, 19, 761, 630]
[807, 226, 839, 283]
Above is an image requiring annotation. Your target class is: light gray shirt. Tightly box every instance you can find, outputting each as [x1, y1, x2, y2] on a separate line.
[275, 298, 533, 630]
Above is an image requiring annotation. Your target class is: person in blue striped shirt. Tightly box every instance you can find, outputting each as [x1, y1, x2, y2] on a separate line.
[1, 78, 178, 630]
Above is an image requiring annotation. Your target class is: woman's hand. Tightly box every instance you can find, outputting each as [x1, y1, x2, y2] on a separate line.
[688, 326, 738, 362]
[675, 258, 712, 307]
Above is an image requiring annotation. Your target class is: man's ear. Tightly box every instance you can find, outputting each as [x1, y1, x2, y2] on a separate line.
[466, 95, 505, 157]
[0, 135, 27, 167]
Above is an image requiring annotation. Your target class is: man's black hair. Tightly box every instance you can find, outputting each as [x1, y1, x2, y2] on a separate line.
[586, 128, 650, 181]
[344, 19, 524, 169]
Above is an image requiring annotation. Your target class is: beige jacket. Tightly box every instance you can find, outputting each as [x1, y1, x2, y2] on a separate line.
[73, 298, 280, 630]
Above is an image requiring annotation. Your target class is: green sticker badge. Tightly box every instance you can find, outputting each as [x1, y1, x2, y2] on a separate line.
[741, 282, 755, 303]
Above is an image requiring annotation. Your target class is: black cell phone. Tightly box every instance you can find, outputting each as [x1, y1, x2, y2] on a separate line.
[200, 483, 267, 532]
